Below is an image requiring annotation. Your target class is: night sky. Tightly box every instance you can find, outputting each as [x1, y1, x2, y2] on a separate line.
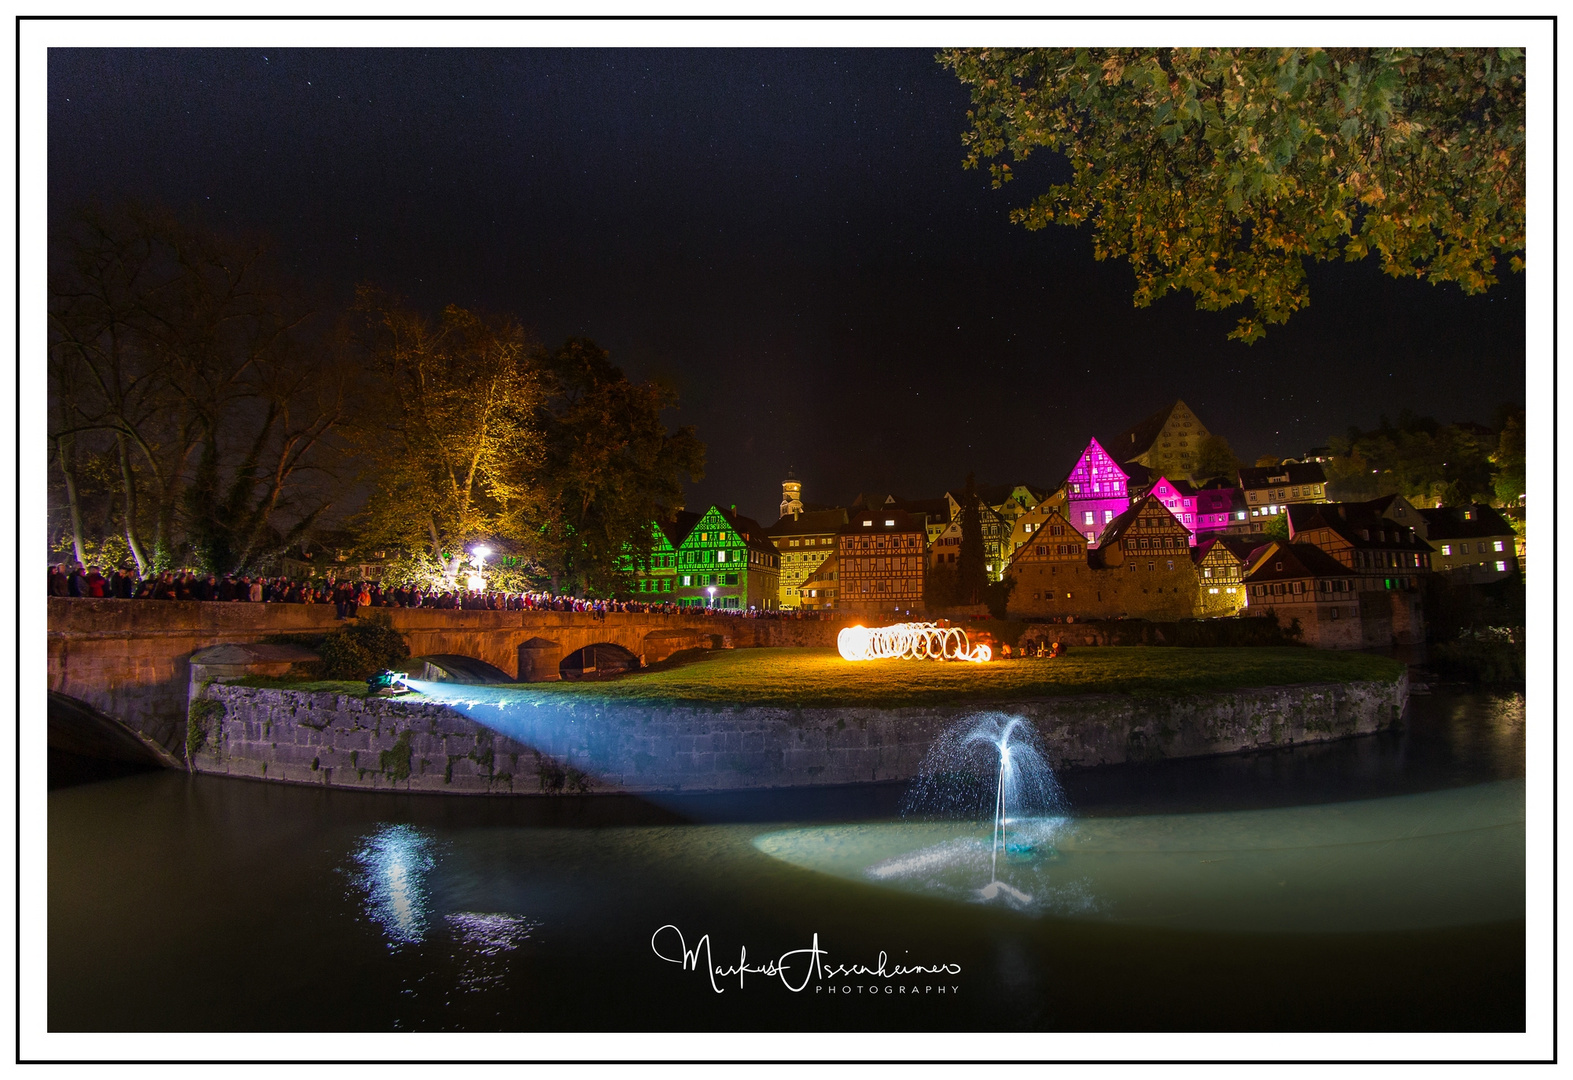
[48, 48, 1526, 526]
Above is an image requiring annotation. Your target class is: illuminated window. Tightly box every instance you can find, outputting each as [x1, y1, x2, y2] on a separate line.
[1441, 544, 1452, 555]
[1084, 512, 1094, 525]
[1496, 561, 1507, 572]
[1493, 540, 1505, 552]
[1104, 510, 1114, 523]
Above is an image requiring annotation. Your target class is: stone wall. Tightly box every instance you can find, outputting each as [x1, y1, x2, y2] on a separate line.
[193, 674, 1407, 795]
[47, 596, 855, 755]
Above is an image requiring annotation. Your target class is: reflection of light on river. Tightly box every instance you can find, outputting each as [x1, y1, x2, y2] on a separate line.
[446, 913, 537, 993]
[350, 824, 437, 947]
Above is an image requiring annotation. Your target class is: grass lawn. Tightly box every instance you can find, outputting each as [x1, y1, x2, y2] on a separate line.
[500, 646, 1402, 708]
[235, 647, 1403, 709]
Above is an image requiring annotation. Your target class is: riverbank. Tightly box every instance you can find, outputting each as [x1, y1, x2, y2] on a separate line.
[238, 645, 1404, 708]
[193, 656, 1407, 794]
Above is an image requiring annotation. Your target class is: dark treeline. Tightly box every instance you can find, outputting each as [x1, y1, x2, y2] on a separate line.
[1321, 407, 1524, 508]
[47, 204, 705, 597]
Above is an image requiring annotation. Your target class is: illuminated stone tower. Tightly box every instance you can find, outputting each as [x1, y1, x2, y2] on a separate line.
[780, 472, 803, 520]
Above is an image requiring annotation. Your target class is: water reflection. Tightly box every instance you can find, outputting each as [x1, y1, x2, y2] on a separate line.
[446, 913, 537, 994]
[755, 779, 1526, 934]
[350, 824, 438, 947]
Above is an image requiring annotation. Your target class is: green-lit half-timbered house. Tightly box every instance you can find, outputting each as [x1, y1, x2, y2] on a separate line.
[620, 511, 699, 600]
[673, 505, 781, 610]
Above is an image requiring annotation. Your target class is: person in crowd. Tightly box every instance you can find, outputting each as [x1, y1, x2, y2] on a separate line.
[67, 563, 87, 597]
[249, 577, 265, 603]
[48, 564, 69, 596]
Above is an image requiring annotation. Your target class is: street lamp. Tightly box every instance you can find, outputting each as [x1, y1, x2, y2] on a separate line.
[706, 586, 716, 608]
[467, 544, 492, 592]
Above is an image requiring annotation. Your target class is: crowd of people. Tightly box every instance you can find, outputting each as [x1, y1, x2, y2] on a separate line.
[45, 562, 833, 619]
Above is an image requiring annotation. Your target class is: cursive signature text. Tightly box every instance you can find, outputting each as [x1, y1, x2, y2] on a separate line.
[650, 924, 962, 994]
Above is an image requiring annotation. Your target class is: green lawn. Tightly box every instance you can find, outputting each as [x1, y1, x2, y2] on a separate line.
[494, 646, 1404, 708]
[234, 647, 1403, 709]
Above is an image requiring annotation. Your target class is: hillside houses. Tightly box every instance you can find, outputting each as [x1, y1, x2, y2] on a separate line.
[601, 401, 1516, 647]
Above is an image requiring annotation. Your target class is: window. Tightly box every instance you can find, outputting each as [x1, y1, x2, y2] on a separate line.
[1104, 509, 1114, 523]
[1441, 544, 1452, 555]
[863, 520, 873, 527]
[1084, 512, 1094, 525]
[1495, 561, 1507, 572]
[681, 575, 692, 587]
[1493, 540, 1505, 552]
[789, 539, 799, 547]
[885, 519, 895, 526]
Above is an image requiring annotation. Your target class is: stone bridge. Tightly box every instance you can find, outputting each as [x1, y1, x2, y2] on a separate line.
[46, 597, 849, 760]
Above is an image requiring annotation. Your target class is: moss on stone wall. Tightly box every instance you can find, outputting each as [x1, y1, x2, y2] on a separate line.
[379, 729, 414, 782]
[186, 697, 225, 760]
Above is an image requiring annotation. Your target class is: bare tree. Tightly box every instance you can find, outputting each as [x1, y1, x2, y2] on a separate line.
[48, 204, 350, 574]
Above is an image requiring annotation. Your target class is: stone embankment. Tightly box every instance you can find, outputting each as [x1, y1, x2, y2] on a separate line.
[192, 674, 1407, 795]
[47, 596, 854, 756]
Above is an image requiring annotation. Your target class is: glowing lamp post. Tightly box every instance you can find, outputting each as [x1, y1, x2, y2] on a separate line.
[467, 544, 492, 592]
[706, 585, 716, 609]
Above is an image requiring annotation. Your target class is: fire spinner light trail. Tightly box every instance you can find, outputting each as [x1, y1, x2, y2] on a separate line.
[837, 622, 992, 663]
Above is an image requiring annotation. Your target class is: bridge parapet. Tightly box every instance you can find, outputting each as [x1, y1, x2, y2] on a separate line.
[47, 597, 857, 755]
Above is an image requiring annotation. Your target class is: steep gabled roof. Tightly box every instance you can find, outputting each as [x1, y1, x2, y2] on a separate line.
[838, 507, 927, 536]
[714, 505, 780, 554]
[1415, 504, 1517, 540]
[656, 510, 702, 550]
[1239, 461, 1328, 489]
[1111, 400, 1184, 460]
[1286, 502, 1434, 552]
[766, 508, 849, 537]
[1196, 486, 1245, 515]
[1242, 542, 1355, 583]
[1097, 494, 1185, 547]
[1195, 534, 1271, 566]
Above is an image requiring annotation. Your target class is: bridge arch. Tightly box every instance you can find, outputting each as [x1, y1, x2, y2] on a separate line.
[48, 691, 183, 782]
[409, 654, 515, 685]
[559, 642, 640, 680]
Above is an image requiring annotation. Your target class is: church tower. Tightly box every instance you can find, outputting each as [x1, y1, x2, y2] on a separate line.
[780, 472, 804, 520]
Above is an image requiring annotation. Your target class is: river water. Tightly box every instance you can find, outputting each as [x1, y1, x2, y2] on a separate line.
[48, 689, 1526, 1033]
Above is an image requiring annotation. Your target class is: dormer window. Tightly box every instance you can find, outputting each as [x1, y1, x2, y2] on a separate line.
[885, 519, 895, 526]
[863, 520, 873, 527]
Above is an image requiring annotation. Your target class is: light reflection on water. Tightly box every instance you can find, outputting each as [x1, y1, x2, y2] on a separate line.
[46, 689, 1529, 1032]
[446, 913, 538, 994]
[754, 779, 1526, 934]
[349, 824, 438, 947]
